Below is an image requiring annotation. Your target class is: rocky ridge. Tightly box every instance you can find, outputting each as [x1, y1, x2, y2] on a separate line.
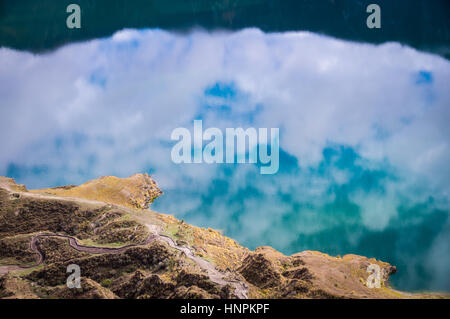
[0, 174, 447, 299]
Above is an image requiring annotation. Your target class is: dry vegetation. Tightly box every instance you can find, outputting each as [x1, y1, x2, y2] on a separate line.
[0, 175, 447, 299]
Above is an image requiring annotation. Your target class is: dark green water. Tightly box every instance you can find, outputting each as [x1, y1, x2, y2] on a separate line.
[1, 0, 449, 58]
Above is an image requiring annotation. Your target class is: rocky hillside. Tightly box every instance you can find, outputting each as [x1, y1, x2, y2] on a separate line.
[0, 174, 446, 299]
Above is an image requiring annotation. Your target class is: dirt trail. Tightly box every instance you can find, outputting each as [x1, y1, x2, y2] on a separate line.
[157, 234, 248, 299]
[0, 179, 106, 207]
[0, 233, 157, 274]
[0, 182, 248, 298]
[0, 231, 248, 298]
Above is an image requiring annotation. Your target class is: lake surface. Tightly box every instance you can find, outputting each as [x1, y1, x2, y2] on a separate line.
[1, 1, 449, 292]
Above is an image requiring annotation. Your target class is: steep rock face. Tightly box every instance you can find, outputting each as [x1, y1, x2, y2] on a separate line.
[49, 277, 119, 299]
[0, 274, 38, 299]
[239, 252, 281, 289]
[0, 175, 447, 299]
[237, 247, 402, 299]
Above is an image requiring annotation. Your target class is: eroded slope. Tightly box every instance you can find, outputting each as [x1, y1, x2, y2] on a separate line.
[0, 175, 446, 299]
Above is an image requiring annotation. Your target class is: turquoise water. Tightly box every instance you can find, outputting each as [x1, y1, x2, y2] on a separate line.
[1, 12, 449, 292]
[152, 147, 449, 292]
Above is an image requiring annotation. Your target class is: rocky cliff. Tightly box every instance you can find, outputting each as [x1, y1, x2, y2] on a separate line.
[0, 174, 446, 299]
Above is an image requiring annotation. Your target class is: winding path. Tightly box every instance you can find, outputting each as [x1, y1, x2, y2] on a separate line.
[157, 234, 248, 299]
[0, 232, 248, 299]
[0, 180, 248, 298]
[0, 233, 157, 273]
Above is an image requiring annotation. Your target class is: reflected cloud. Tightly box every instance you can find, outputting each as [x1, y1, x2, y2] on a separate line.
[0, 28, 449, 291]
